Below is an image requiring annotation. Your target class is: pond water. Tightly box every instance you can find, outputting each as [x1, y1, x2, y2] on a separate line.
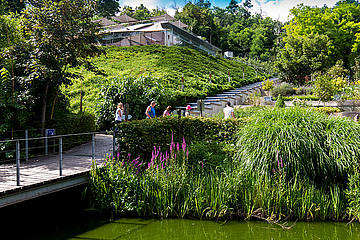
[1, 186, 360, 240]
[36, 218, 360, 240]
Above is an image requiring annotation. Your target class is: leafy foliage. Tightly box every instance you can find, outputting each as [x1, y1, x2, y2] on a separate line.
[11, 0, 102, 130]
[262, 79, 274, 91]
[276, 33, 332, 85]
[96, 0, 119, 17]
[270, 82, 295, 97]
[313, 62, 348, 101]
[278, 2, 360, 82]
[274, 95, 285, 108]
[96, 76, 166, 129]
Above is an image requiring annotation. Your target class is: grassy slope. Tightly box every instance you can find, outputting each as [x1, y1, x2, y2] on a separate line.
[63, 45, 263, 114]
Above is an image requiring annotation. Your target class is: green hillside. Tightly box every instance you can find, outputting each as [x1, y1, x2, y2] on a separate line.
[63, 45, 263, 116]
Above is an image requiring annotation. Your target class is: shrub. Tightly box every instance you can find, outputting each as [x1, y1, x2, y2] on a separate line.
[313, 62, 348, 101]
[315, 107, 341, 115]
[270, 82, 295, 97]
[116, 116, 246, 161]
[50, 112, 95, 149]
[274, 95, 285, 108]
[235, 107, 360, 184]
[262, 79, 274, 91]
[283, 95, 319, 101]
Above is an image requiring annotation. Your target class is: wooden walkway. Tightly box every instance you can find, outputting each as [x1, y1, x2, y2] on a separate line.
[0, 134, 113, 195]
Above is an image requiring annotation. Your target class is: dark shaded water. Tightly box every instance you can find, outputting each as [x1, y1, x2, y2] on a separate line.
[1, 186, 360, 240]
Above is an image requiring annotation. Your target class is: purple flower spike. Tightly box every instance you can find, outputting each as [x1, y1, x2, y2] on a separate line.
[201, 161, 204, 168]
[176, 143, 180, 152]
[182, 137, 186, 152]
[117, 152, 120, 159]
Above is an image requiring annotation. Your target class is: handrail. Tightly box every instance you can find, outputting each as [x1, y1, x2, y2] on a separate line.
[0, 131, 108, 143]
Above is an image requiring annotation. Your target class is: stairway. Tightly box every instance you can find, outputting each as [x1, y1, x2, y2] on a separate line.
[181, 78, 279, 117]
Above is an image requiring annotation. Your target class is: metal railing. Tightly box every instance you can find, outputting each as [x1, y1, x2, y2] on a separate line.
[0, 131, 113, 186]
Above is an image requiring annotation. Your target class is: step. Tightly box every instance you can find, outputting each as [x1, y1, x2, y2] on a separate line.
[214, 95, 237, 99]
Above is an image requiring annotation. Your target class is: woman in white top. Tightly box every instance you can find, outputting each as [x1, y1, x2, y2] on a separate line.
[223, 102, 235, 119]
[115, 103, 124, 123]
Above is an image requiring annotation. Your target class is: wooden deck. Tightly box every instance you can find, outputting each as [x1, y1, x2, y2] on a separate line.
[0, 134, 113, 206]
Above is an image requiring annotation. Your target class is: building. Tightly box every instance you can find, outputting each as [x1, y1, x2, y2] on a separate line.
[100, 19, 221, 56]
[111, 14, 138, 24]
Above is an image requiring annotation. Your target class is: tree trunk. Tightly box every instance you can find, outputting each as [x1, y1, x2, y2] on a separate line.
[41, 83, 49, 136]
[80, 78, 83, 112]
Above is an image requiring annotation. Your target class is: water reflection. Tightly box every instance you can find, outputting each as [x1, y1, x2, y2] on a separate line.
[68, 219, 360, 240]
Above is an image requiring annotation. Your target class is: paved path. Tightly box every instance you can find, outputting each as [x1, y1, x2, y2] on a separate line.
[0, 134, 113, 194]
[185, 78, 279, 116]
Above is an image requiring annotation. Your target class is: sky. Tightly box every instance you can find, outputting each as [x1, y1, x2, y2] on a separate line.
[118, 0, 340, 22]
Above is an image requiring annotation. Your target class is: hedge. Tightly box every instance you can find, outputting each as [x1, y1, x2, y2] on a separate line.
[49, 112, 96, 149]
[116, 116, 248, 160]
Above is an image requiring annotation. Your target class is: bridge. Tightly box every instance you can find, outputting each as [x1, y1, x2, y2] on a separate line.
[0, 133, 113, 208]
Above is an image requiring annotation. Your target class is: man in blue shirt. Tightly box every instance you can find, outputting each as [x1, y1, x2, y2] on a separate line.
[145, 101, 156, 119]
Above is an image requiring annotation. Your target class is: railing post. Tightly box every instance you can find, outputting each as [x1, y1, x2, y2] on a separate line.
[59, 137, 63, 176]
[25, 129, 29, 162]
[16, 140, 20, 186]
[92, 133, 95, 160]
[45, 129, 48, 155]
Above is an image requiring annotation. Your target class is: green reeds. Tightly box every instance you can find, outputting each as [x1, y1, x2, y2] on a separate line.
[89, 156, 348, 221]
[235, 107, 360, 183]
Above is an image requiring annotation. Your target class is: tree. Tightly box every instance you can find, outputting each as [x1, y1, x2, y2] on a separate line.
[20, 0, 102, 132]
[133, 4, 151, 20]
[96, 0, 120, 17]
[175, 3, 217, 44]
[226, 0, 239, 15]
[284, 3, 360, 77]
[276, 33, 332, 85]
[0, 0, 25, 14]
[196, 0, 211, 9]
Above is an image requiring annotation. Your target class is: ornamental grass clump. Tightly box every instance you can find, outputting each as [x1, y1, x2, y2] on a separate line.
[235, 107, 360, 184]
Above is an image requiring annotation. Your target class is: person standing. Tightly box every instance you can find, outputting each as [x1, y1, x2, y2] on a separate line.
[185, 105, 191, 116]
[145, 101, 156, 119]
[163, 106, 172, 117]
[223, 102, 235, 119]
[115, 103, 124, 123]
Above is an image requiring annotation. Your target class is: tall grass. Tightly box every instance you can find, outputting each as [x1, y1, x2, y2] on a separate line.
[89, 144, 349, 221]
[235, 107, 360, 183]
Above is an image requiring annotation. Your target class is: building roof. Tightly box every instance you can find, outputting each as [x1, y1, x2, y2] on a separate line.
[94, 18, 117, 27]
[149, 13, 175, 22]
[171, 20, 188, 29]
[102, 21, 220, 52]
[149, 14, 187, 29]
[112, 14, 138, 23]
[161, 21, 221, 52]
